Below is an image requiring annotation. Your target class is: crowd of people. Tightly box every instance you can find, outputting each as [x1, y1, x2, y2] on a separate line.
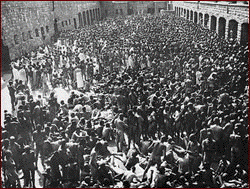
[2, 12, 248, 188]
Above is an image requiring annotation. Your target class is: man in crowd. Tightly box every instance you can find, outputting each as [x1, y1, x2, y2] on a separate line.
[3, 13, 248, 188]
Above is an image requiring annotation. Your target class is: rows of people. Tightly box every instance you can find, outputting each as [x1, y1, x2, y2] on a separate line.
[2, 13, 248, 188]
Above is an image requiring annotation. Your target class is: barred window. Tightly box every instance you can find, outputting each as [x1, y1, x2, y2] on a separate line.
[35, 29, 39, 37]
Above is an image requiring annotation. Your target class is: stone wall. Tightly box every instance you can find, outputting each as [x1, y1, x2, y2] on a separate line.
[173, 1, 248, 43]
[2, 1, 174, 61]
[113, 2, 128, 16]
[155, 1, 168, 15]
[2, 1, 55, 60]
[54, 1, 101, 32]
[100, 1, 114, 19]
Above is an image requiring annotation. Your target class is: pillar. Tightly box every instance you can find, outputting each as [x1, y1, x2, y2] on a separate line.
[225, 19, 229, 39]
[216, 17, 220, 34]
[237, 22, 241, 41]
[207, 15, 211, 30]
[197, 12, 199, 24]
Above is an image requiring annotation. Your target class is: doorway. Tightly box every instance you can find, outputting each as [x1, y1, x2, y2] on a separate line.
[2, 42, 11, 72]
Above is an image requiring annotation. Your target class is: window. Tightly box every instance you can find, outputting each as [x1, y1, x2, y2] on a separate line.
[73, 18, 77, 29]
[65, 21, 68, 26]
[35, 29, 39, 37]
[116, 9, 119, 14]
[41, 27, 45, 40]
[14, 35, 19, 44]
[22, 32, 26, 41]
[46, 26, 49, 33]
[69, 19, 71, 25]
[120, 9, 123, 15]
[62, 21, 64, 27]
[28, 31, 33, 39]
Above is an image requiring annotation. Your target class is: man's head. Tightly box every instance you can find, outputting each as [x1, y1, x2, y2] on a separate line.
[123, 180, 130, 188]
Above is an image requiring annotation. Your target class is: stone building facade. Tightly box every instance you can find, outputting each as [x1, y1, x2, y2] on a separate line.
[2, 1, 55, 60]
[2, 1, 172, 62]
[54, 1, 101, 32]
[173, 1, 249, 44]
[1, 1, 101, 61]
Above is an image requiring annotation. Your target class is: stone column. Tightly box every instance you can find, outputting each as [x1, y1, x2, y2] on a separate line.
[237, 22, 241, 42]
[216, 16, 220, 34]
[225, 19, 229, 39]
[207, 15, 211, 30]
[197, 12, 200, 24]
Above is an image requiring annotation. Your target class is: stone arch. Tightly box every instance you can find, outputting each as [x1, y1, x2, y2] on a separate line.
[199, 12, 203, 25]
[228, 19, 238, 40]
[178, 7, 181, 17]
[184, 9, 186, 17]
[218, 17, 226, 38]
[240, 23, 248, 45]
[204, 13, 209, 28]
[190, 10, 193, 21]
[187, 9, 189, 20]
[210, 15, 217, 31]
[194, 11, 198, 24]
